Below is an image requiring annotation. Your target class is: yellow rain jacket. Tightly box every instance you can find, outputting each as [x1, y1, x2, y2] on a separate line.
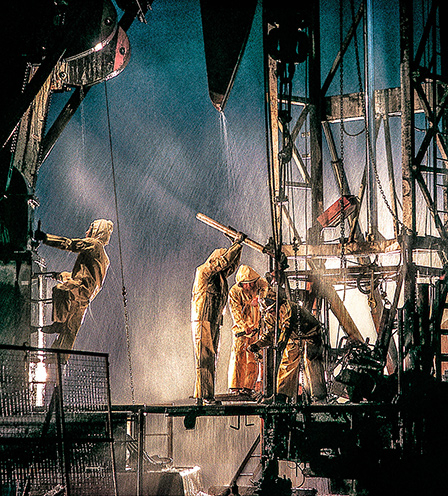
[191, 240, 242, 399]
[44, 219, 113, 356]
[227, 265, 269, 391]
[255, 297, 327, 402]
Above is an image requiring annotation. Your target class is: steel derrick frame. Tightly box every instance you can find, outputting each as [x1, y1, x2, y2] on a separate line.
[265, 0, 448, 362]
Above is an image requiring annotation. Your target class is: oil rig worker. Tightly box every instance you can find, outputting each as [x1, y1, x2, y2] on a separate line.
[34, 219, 113, 358]
[191, 233, 245, 405]
[227, 265, 269, 398]
[248, 290, 327, 404]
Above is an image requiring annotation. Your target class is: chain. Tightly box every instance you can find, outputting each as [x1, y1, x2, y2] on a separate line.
[339, 0, 347, 270]
[297, 306, 306, 404]
[293, 237, 300, 303]
[349, 0, 411, 236]
[339, 0, 344, 178]
[379, 280, 391, 307]
[336, 0, 347, 354]
[339, 198, 346, 268]
[122, 286, 136, 404]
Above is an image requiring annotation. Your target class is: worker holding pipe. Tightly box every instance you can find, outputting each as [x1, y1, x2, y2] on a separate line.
[191, 233, 245, 405]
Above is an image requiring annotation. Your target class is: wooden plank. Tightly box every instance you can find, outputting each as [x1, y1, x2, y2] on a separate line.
[324, 87, 424, 122]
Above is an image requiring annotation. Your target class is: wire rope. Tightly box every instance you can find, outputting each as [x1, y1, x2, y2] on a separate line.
[104, 81, 135, 405]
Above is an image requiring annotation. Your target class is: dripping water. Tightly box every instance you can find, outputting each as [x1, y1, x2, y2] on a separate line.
[219, 111, 239, 209]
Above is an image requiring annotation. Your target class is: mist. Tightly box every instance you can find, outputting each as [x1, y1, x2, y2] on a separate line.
[35, 0, 269, 405]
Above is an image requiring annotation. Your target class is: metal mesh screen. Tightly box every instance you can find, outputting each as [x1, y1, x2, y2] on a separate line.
[0, 345, 117, 496]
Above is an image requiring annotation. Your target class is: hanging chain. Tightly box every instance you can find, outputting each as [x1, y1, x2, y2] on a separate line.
[104, 81, 135, 405]
[339, 0, 347, 271]
[293, 237, 300, 302]
[334, 0, 346, 351]
[339, 197, 346, 268]
[122, 286, 136, 404]
[296, 306, 306, 404]
[379, 279, 391, 307]
[349, 0, 410, 236]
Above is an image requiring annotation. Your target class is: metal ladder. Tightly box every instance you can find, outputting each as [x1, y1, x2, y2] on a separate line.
[224, 434, 262, 493]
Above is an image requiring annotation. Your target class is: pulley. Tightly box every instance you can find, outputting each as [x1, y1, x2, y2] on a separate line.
[266, 26, 309, 65]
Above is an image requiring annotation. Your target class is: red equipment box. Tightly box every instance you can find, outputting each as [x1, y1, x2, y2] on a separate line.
[317, 195, 359, 228]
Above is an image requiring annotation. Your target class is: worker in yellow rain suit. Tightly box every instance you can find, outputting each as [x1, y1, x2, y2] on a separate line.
[34, 219, 113, 360]
[248, 290, 327, 404]
[227, 265, 269, 398]
[191, 233, 245, 405]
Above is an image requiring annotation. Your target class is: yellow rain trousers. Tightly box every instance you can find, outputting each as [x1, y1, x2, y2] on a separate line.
[43, 219, 113, 360]
[227, 265, 269, 390]
[256, 299, 327, 402]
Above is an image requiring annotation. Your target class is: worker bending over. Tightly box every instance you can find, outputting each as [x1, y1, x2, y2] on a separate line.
[227, 265, 269, 398]
[249, 290, 327, 404]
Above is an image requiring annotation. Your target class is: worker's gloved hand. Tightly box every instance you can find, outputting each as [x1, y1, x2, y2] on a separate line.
[234, 231, 247, 244]
[248, 342, 260, 354]
[246, 328, 258, 338]
[34, 228, 47, 242]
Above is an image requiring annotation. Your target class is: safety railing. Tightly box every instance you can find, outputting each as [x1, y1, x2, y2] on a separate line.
[0, 344, 117, 496]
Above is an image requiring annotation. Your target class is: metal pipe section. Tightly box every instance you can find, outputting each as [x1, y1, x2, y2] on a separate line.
[309, 0, 323, 243]
[400, 0, 416, 233]
[105, 354, 119, 496]
[400, 0, 416, 349]
[364, 0, 378, 239]
[136, 409, 145, 496]
[56, 353, 71, 496]
[397, 308, 403, 397]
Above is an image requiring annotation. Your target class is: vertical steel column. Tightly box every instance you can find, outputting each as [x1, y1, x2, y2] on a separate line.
[309, 0, 323, 244]
[400, 0, 416, 338]
[55, 353, 70, 496]
[265, 34, 281, 250]
[441, 5, 448, 222]
[400, 0, 416, 232]
[105, 355, 119, 496]
[364, 0, 378, 239]
[136, 409, 145, 496]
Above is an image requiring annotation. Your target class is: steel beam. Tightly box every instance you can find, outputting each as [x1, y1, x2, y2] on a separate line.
[308, 0, 323, 243]
[400, 0, 417, 337]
